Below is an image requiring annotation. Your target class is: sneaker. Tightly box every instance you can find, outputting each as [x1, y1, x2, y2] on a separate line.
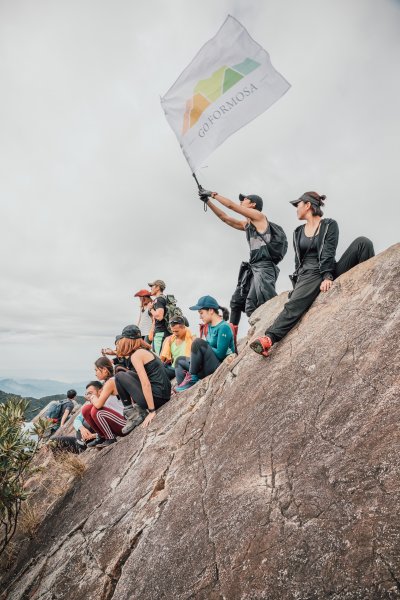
[175, 372, 199, 392]
[250, 336, 273, 357]
[86, 436, 105, 448]
[121, 404, 147, 435]
[96, 438, 117, 449]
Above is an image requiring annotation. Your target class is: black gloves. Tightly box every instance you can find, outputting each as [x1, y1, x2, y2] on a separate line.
[198, 187, 213, 202]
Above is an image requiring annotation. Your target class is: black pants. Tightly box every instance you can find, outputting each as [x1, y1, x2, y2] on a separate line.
[266, 237, 374, 342]
[230, 261, 278, 326]
[115, 371, 170, 411]
[52, 436, 84, 454]
[175, 338, 222, 381]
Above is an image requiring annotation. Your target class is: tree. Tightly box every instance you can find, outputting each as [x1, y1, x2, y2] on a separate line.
[0, 397, 51, 555]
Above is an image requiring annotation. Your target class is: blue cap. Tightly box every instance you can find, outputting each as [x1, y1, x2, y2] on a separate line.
[189, 295, 220, 311]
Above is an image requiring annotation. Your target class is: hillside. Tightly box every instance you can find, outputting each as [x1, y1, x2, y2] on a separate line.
[0, 378, 86, 398]
[1, 244, 399, 600]
[0, 391, 85, 421]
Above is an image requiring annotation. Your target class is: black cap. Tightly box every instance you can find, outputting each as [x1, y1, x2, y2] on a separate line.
[120, 324, 142, 340]
[239, 193, 263, 212]
[290, 192, 321, 208]
[169, 316, 186, 326]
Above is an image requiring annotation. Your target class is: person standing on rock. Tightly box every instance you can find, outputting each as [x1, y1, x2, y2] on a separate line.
[198, 188, 288, 334]
[134, 289, 153, 343]
[147, 279, 170, 356]
[250, 192, 374, 356]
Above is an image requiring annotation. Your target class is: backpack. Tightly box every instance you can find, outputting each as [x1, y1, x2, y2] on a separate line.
[161, 294, 186, 332]
[257, 222, 288, 265]
[43, 400, 70, 425]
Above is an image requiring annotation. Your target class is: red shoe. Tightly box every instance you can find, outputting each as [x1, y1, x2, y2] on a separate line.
[250, 336, 273, 357]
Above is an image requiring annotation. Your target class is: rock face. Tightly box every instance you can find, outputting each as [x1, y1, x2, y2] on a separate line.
[1, 245, 400, 600]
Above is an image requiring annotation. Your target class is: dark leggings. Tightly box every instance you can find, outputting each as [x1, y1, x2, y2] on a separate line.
[52, 436, 82, 454]
[175, 338, 221, 381]
[115, 371, 169, 411]
[266, 236, 374, 342]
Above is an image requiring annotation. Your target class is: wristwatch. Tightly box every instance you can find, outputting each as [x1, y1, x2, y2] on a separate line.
[148, 408, 156, 413]
[324, 273, 334, 281]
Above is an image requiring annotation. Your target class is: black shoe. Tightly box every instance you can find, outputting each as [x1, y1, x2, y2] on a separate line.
[86, 436, 105, 448]
[121, 405, 147, 435]
[96, 438, 117, 449]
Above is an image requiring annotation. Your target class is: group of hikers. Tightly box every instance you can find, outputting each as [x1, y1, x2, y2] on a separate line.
[51, 187, 374, 452]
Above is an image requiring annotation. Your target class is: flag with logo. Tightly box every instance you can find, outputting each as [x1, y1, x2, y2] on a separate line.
[161, 15, 291, 174]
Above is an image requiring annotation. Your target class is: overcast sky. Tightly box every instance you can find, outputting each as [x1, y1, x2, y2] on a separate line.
[1, 0, 399, 382]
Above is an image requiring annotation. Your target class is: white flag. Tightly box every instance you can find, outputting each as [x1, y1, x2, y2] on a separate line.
[161, 15, 291, 173]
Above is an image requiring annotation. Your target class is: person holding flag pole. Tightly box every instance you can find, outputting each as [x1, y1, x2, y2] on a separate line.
[161, 15, 291, 328]
[198, 187, 288, 329]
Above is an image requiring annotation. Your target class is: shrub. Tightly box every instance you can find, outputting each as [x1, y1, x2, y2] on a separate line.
[0, 398, 49, 555]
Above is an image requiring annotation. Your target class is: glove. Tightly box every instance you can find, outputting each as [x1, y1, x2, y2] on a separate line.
[198, 187, 213, 202]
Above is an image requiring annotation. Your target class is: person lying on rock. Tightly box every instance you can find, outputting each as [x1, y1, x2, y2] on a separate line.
[198, 188, 287, 335]
[175, 296, 235, 392]
[114, 325, 172, 432]
[82, 358, 126, 448]
[250, 191, 374, 357]
[160, 316, 195, 381]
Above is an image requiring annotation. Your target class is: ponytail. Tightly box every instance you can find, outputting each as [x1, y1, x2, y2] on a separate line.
[219, 306, 230, 321]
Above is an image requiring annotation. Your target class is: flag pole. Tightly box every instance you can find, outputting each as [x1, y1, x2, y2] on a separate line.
[192, 172, 208, 212]
[192, 172, 202, 190]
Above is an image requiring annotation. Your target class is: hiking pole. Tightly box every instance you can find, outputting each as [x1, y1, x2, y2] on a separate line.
[192, 172, 208, 212]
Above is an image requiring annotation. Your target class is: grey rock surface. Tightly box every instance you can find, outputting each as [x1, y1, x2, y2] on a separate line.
[1, 244, 400, 600]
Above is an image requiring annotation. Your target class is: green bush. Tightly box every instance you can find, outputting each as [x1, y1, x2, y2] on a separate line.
[0, 397, 50, 555]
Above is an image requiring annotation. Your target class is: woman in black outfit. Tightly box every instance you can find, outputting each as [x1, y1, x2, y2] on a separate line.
[251, 191, 374, 356]
[114, 325, 171, 433]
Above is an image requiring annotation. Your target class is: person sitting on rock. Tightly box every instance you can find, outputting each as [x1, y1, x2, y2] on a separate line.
[198, 188, 287, 335]
[160, 316, 195, 381]
[175, 296, 235, 392]
[81, 358, 126, 448]
[114, 325, 172, 433]
[250, 191, 375, 357]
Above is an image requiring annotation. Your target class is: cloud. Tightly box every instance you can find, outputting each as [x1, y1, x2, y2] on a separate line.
[1, 0, 399, 379]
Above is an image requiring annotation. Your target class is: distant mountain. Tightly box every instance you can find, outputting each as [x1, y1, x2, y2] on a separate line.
[0, 378, 87, 399]
[0, 389, 85, 421]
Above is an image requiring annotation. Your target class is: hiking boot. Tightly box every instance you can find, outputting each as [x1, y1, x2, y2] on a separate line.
[86, 436, 105, 448]
[96, 438, 117, 449]
[121, 404, 147, 435]
[250, 336, 273, 357]
[175, 372, 199, 392]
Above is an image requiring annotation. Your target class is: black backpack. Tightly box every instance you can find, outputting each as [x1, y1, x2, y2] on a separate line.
[257, 222, 288, 264]
[161, 294, 186, 332]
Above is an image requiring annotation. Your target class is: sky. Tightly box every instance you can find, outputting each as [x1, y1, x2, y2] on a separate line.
[0, 0, 399, 382]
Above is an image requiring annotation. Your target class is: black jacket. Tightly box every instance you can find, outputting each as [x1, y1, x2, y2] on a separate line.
[293, 218, 339, 278]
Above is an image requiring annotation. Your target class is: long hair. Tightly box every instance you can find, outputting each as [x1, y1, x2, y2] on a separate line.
[307, 191, 326, 217]
[116, 337, 151, 357]
[94, 357, 114, 380]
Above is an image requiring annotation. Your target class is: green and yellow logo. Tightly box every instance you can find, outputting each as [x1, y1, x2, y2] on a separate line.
[182, 57, 260, 134]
